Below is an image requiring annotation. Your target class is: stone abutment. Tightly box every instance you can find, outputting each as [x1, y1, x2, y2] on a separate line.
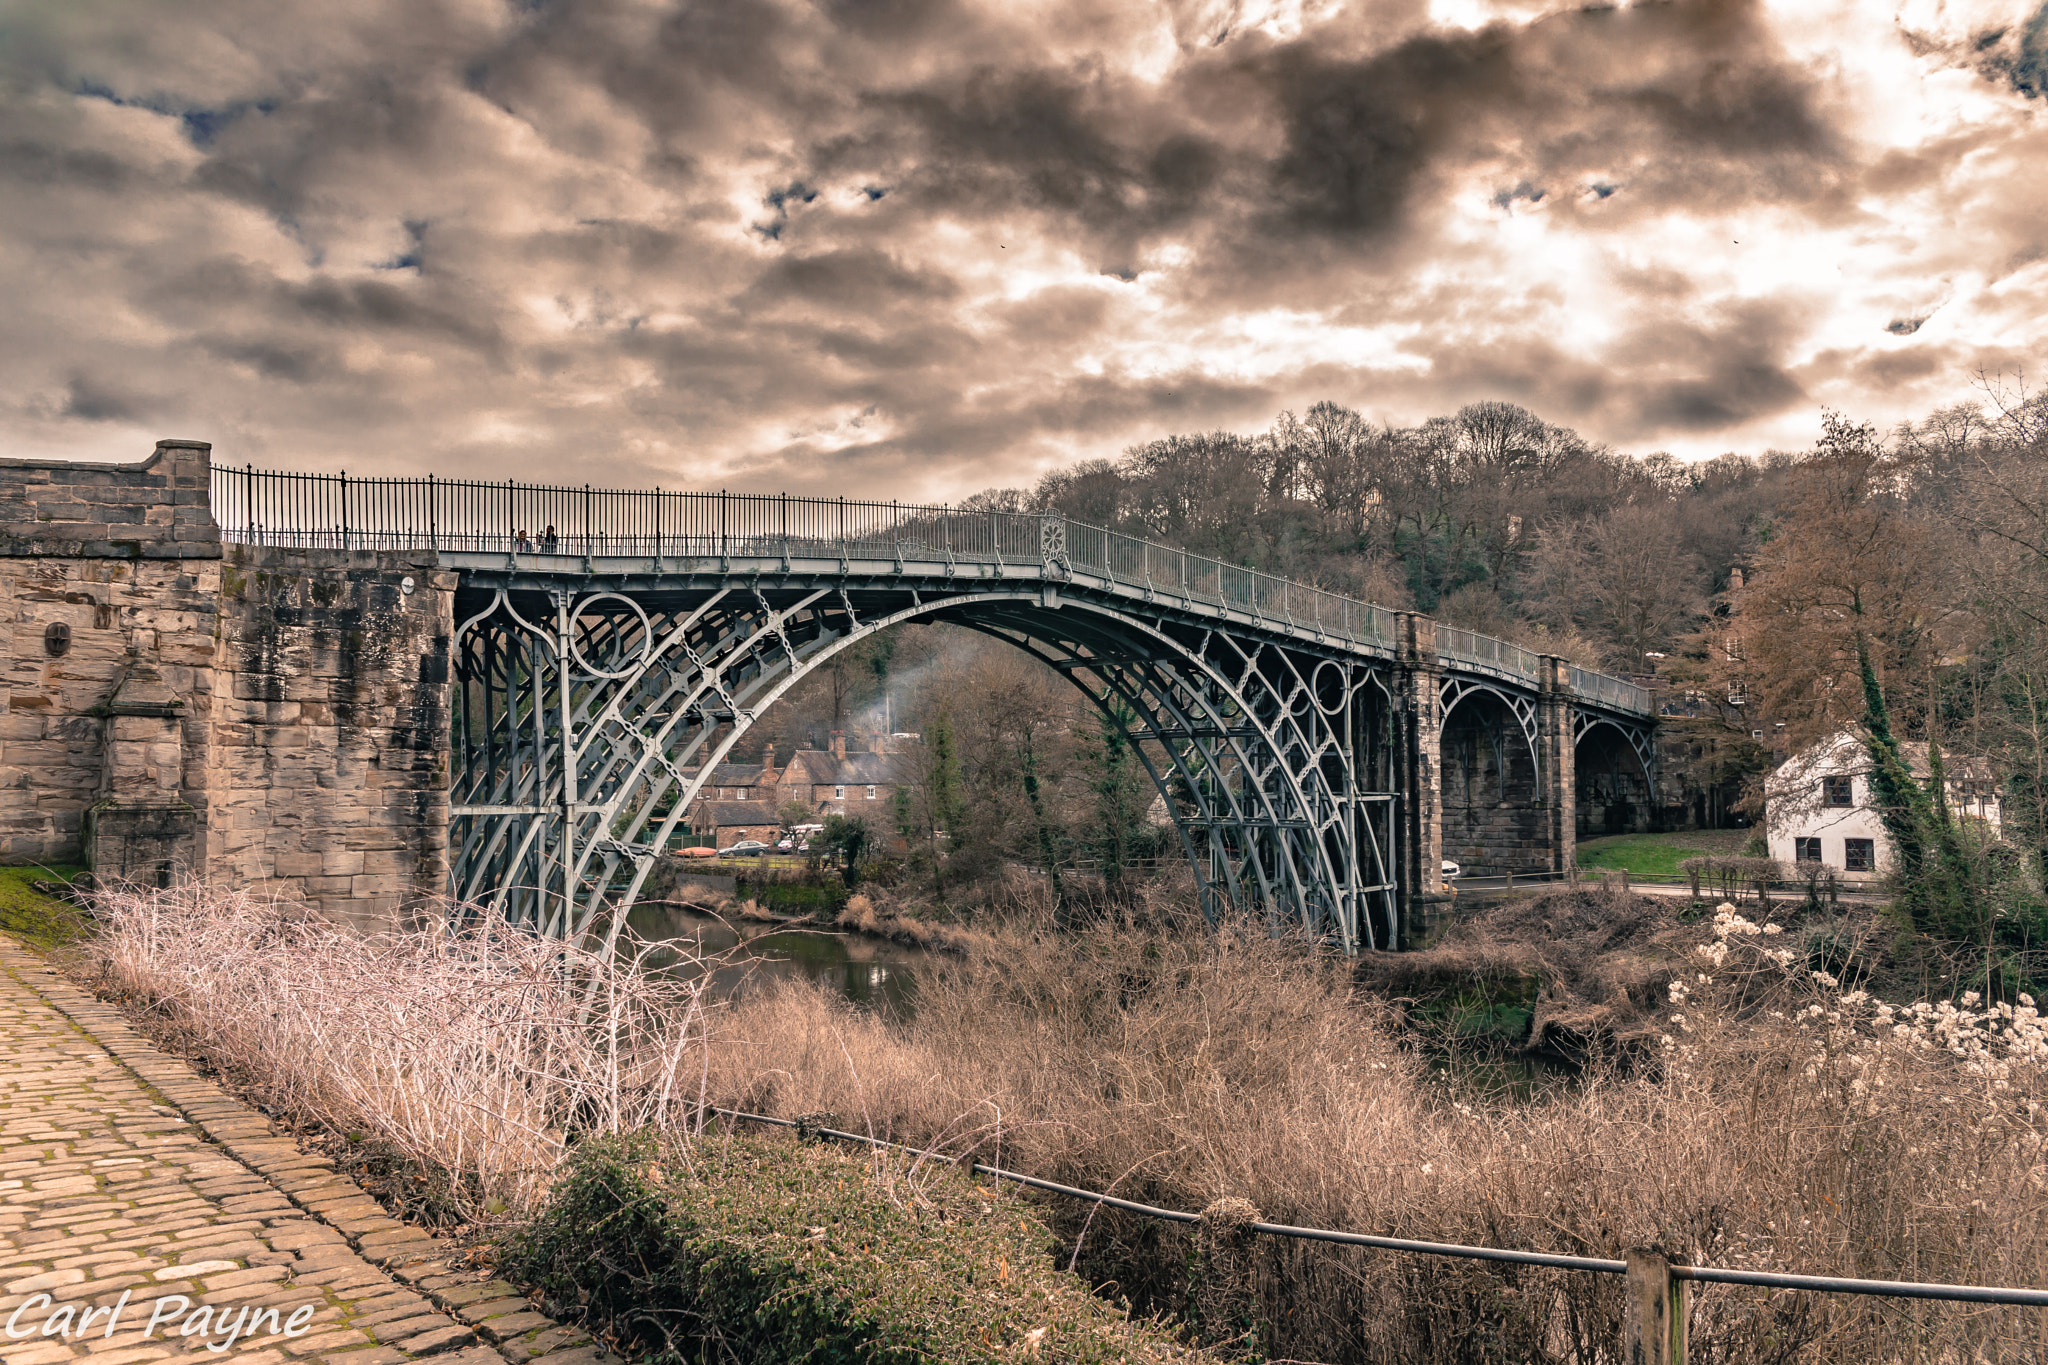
[2, 441, 453, 926]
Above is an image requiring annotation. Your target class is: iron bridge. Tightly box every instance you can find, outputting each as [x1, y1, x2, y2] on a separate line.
[211, 467, 1658, 953]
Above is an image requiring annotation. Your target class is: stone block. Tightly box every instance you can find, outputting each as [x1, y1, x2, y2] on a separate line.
[320, 850, 364, 877]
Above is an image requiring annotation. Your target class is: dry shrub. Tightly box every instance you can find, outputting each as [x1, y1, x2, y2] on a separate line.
[707, 906, 2048, 1363]
[80, 879, 2048, 1361]
[834, 888, 1008, 955]
[1361, 887, 1690, 1058]
[85, 881, 717, 1219]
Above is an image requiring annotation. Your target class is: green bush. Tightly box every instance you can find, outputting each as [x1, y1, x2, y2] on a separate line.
[504, 1132, 1214, 1365]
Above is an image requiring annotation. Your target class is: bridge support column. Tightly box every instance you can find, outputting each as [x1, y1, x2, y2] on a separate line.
[1394, 613, 1443, 948]
[1537, 655, 1577, 879]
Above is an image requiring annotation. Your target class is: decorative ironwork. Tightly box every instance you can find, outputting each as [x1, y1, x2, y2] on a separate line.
[449, 581, 1401, 952]
[214, 462, 1657, 952]
[1575, 712, 1657, 774]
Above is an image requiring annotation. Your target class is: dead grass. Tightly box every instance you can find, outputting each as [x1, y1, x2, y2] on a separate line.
[82, 878, 2048, 1362]
[1360, 887, 1693, 1060]
[705, 890, 2048, 1364]
[83, 882, 718, 1221]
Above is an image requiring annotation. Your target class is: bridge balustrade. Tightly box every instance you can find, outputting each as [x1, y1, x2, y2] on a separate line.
[212, 464, 1668, 715]
[1569, 665, 1652, 715]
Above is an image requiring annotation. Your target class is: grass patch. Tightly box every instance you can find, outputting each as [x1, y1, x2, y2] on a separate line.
[1576, 829, 1749, 879]
[0, 865, 88, 948]
[737, 878, 847, 915]
[504, 1132, 1213, 1365]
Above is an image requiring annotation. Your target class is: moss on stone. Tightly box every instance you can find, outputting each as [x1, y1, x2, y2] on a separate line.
[0, 866, 89, 949]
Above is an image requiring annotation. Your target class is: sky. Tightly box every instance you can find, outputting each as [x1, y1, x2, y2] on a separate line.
[2, 0, 2045, 500]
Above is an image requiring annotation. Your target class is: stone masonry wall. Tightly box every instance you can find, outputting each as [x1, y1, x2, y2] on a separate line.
[1576, 725, 1655, 837]
[0, 441, 455, 927]
[1, 439, 219, 559]
[206, 545, 455, 927]
[0, 555, 219, 866]
[1441, 695, 1551, 875]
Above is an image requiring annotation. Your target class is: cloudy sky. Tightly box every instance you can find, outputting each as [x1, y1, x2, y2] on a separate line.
[2, 0, 2044, 498]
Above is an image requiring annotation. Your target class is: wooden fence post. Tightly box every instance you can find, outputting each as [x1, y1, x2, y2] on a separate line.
[1194, 1197, 1262, 1359]
[1623, 1250, 1687, 1365]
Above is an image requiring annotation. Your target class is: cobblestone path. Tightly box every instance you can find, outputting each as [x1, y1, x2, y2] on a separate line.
[0, 940, 602, 1365]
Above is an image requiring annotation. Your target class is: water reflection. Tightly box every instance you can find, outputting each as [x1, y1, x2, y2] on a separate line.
[625, 900, 927, 1012]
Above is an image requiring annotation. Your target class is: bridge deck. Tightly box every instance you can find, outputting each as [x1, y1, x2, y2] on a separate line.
[211, 463, 1654, 717]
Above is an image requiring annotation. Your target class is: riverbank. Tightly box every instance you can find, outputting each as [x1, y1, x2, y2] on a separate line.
[34, 882, 1237, 1363]
[43, 877, 2048, 1363]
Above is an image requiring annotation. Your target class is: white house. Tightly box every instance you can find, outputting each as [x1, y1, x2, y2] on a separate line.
[1766, 731, 2003, 880]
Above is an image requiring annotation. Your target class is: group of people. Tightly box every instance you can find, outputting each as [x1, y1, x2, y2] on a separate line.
[512, 525, 560, 554]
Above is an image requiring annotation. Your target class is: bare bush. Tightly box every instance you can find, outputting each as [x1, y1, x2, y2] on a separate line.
[84, 882, 718, 1219]
[706, 909, 2048, 1363]
[82, 880, 2048, 1360]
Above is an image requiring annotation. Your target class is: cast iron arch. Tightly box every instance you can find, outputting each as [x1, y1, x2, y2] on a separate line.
[448, 582, 1400, 953]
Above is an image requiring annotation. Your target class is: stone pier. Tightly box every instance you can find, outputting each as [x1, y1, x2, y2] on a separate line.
[1, 442, 454, 926]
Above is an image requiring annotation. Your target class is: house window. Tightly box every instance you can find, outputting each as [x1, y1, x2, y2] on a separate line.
[866, 785, 877, 799]
[1794, 837, 1822, 863]
[1844, 838, 1875, 872]
[835, 785, 845, 799]
[1823, 777, 1853, 807]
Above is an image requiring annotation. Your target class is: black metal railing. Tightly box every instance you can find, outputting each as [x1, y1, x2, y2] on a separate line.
[207, 463, 1655, 713]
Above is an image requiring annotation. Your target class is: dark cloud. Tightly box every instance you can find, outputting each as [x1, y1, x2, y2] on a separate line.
[864, 67, 1223, 253]
[0, 0, 2038, 490]
[1613, 302, 1811, 433]
[741, 248, 961, 310]
[63, 376, 138, 422]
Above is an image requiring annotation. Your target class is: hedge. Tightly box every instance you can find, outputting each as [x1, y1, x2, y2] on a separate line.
[503, 1132, 1217, 1365]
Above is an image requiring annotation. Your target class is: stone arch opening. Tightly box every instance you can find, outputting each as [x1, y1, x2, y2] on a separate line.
[1575, 720, 1654, 837]
[1440, 687, 1545, 877]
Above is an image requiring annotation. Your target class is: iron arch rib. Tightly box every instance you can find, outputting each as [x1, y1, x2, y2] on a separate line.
[451, 583, 1402, 952]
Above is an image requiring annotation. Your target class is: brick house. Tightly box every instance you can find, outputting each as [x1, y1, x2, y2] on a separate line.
[681, 731, 917, 849]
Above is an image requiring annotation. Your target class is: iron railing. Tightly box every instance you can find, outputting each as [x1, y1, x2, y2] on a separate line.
[1439, 625, 1540, 680]
[716, 1105, 2048, 1315]
[1571, 664, 1652, 714]
[207, 463, 1653, 713]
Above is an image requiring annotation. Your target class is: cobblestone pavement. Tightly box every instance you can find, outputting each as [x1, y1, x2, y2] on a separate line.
[0, 939, 603, 1365]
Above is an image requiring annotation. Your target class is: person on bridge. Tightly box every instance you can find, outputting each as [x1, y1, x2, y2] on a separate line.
[514, 528, 530, 553]
[541, 525, 558, 553]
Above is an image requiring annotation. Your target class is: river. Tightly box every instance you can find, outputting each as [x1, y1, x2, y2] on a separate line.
[625, 899, 932, 1011]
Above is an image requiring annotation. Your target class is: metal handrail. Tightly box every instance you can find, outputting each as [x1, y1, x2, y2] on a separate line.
[205, 463, 1652, 713]
[1571, 664, 1652, 714]
[711, 1106, 2048, 1308]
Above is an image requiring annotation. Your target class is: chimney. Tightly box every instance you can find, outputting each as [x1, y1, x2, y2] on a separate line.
[830, 729, 845, 762]
[1729, 566, 1745, 591]
[761, 743, 775, 776]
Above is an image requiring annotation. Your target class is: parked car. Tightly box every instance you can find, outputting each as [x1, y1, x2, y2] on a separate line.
[718, 839, 772, 858]
[1441, 860, 1462, 881]
[775, 836, 795, 851]
[679, 846, 718, 859]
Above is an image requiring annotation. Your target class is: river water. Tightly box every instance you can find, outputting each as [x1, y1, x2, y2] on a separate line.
[624, 899, 930, 1011]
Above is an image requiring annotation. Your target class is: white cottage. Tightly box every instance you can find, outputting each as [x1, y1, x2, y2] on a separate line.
[1765, 731, 2003, 880]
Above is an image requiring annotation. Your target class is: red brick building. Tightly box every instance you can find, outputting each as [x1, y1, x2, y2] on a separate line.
[682, 730, 916, 849]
